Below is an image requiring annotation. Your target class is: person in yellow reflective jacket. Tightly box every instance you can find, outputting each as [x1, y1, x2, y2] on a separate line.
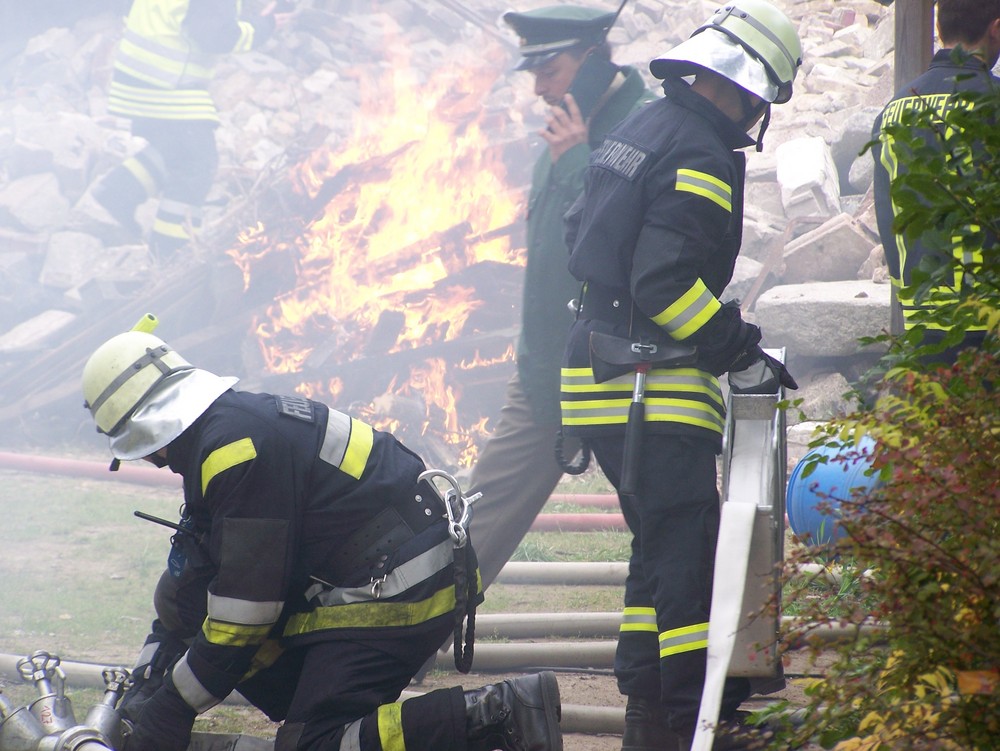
[85, 0, 291, 260]
[81, 322, 564, 751]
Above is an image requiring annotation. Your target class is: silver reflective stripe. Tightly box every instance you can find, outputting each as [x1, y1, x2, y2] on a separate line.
[306, 537, 453, 606]
[620, 607, 658, 633]
[320, 409, 352, 468]
[171, 653, 221, 713]
[659, 622, 710, 658]
[207, 593, 284, 625]
[134, 641, 159, 670]
[338, 719, 363, 751]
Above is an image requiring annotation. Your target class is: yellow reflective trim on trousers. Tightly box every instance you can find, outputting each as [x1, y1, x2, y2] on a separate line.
[202, 437, 257, 495]
[676, 168, 732, 212]
[650, 280, 721, 340]
[659, 622, 709, 658]
[152, 216, 190, 240]
[122, 157, 158, 195]
[377, 703, 406, 751]
[621, 607, 658, 633]
[202, 618, 272, 647]
[283, 585, 456, 637]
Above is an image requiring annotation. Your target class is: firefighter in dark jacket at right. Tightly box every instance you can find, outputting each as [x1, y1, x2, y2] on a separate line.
[871, 0, 1000, 364]
[559, 2, 801, 749]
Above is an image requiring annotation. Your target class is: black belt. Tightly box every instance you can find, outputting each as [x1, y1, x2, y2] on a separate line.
[579, 282, 664, 341]
[324, 479, 444, 583]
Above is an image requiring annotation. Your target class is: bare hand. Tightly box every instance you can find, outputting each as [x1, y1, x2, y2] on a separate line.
[540, 93, 588, 163]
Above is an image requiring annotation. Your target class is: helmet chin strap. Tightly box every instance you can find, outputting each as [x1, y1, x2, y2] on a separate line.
[735, 87, 771, 151]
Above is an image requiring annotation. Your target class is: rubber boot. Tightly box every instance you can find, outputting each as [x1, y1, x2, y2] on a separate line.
[465, 671, 562, 751]
[621, 698, 690, 751]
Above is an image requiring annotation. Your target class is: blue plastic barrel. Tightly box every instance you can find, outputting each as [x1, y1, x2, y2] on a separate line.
[786, 437, 882, 545]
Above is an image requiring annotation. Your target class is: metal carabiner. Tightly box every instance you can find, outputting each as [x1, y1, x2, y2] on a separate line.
[417, 469, 481, 548]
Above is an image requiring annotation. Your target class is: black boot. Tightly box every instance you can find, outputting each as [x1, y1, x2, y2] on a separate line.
[621, 698, 689, 751]
[465, 671, 562, 751]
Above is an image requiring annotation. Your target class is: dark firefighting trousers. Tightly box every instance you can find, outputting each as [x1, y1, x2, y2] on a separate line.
[587, 433, 750, 731]
[239, 624, 468, 751]
[95, 118, 218, 257]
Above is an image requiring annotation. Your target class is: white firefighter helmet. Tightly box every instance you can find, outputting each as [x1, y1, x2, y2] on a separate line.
[649, 0, 802, 104]
[82, 329, 237, 461]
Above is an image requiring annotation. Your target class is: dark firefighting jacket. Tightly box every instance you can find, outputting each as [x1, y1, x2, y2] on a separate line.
[518, 65, 654, 423]
[157, 389, 471, 715]
[871, 48, 997, 336]
[109, 0, 274, 122]
[560, 77, 757, 446]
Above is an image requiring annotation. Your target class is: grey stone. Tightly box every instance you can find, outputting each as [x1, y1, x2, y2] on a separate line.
[755, 280, 891, 357]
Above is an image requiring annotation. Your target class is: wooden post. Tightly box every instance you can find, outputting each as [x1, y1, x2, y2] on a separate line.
[894, 0, 935, 90]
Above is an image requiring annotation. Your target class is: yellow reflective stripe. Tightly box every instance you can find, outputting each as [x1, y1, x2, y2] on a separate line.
[650, 280, 721, 340]
[233, 20, 256, 53]
[242, 639, 284, 681]
[202, 619, 272, 647]
[108, 81, 219, 121]
[201, 437, 257, 494]
[116, 28, 215, 87]
[646, 399, 725, 431]
[561, 368, 724, 432]
[659, 622, 709, 658]
[122, 157, 158, 195]
[283, 585, 456, 637]
[676, 168, 732, 212]
[621, 607, 658, 633]
[152, 216, 191, 240]
[319, 411, 374, 480]
[377, 703, 406, 751]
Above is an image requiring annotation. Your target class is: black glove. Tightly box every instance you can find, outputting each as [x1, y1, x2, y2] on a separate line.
[696, 304, 763, 377]
[728, 352, 799, 394]
[122, 680, 196, 751]
[119, 628, 187, 724]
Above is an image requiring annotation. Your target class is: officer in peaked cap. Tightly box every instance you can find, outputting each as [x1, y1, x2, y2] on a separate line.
[503, 5, 617, 70]
[458, 0, 656, 641]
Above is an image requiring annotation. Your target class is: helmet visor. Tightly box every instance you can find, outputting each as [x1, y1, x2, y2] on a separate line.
[109, 368, 238, 460]
[650, 28, 779, 103]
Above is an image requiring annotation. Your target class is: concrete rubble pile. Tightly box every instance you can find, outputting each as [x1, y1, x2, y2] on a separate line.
[0, 0, 905, 449]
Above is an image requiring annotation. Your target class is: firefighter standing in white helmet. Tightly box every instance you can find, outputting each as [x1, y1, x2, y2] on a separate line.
[558, 2, 801, 748]
[81, 320, 563, 751]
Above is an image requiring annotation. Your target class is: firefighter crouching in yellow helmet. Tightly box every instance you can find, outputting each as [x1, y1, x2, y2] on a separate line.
[81, 322, 564, 751]
[558, 1, 801, 749]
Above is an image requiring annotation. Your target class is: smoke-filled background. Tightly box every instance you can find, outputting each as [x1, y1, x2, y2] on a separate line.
[0, 0, 935, 470]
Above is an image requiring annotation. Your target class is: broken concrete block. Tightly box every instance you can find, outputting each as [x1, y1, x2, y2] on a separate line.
[782, 212, 879, 283]
[39, 230, 105, 289]
[776, 136, 842, 220]
[755, 280, 891, 358]
[0, 309, 77, 354]
[0, 172, 71, 232]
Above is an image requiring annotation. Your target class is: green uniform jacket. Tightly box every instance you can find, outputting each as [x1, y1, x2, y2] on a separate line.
[517, 65, 654, 423]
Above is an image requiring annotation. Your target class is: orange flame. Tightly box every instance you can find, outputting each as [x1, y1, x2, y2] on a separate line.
[228, 26, 523, 466]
